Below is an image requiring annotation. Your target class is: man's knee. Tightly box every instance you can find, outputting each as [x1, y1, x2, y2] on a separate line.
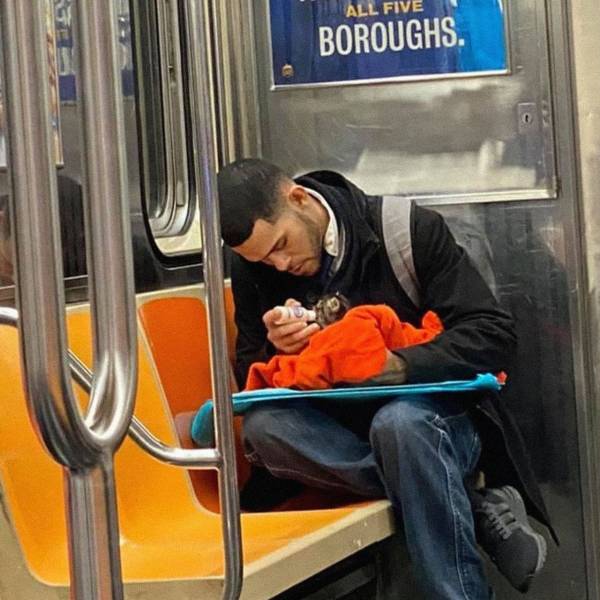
[242, 407, 288, 465]
[243, 405, 309, 449]
[369, 400, 434, 451]
[243, 406, 282, 445]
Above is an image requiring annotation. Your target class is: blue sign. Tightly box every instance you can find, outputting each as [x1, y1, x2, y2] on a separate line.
[269, 0, 508, 87]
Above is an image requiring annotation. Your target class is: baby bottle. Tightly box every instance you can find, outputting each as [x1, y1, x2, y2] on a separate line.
[273, 305, 317, 324]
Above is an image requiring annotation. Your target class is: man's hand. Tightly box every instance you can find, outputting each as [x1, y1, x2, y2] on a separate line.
[263, 298, 320, 355]
[364, 351, 408, 385]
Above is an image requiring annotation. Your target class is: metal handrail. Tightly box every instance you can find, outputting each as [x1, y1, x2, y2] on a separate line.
[68, 349, 221, 468]
[1, 0, 242, 597]
[150, 0, 192, 237]
[75, 2, 138, 446]
[0, 307, 221, 469]
[183, 1, 243, 599]
[0, 2, 138, 599]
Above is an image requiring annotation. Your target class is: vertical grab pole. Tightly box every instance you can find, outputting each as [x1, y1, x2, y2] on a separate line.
[67, 0, 140, 597]
[73, 0, 138, 443]
[183, 1, 243, 598]
[0, 2, 138, 599]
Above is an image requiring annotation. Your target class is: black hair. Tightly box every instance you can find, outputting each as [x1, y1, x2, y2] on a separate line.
[217, 158, 292, 247]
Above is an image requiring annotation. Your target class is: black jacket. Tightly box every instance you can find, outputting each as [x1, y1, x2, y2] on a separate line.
[230, 170, 556, 542]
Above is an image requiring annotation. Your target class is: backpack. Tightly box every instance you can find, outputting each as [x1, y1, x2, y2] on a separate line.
[381, 196, 497, 308]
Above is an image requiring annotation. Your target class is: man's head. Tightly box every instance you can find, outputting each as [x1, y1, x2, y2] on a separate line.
[218, 158, 328, 277]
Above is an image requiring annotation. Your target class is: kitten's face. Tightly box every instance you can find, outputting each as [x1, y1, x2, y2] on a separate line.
[313, 293, 351, 328]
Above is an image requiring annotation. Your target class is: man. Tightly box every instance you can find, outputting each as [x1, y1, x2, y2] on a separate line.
[217, 158, 555, 599]
[0, 175, 86, 287]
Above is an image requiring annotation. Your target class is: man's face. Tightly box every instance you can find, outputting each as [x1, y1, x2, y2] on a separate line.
[232, 188, 324, 277]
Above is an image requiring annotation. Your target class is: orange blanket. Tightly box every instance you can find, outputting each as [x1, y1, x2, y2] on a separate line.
[245, 305, 444, 391]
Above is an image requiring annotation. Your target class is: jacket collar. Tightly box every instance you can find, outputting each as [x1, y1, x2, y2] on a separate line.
[295, 171, 380, 293]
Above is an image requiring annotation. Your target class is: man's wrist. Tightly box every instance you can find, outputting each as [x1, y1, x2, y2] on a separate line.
[363, 351, 408, 386]
[383, 351, 408, 382]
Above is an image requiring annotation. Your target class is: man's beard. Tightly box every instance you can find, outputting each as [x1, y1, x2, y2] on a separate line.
[295, 211, 323, 271]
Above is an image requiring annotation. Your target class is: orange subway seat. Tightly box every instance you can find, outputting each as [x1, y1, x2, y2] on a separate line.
[0, 300, 370, 586]
[138, 293, 252, 510]
[138, 293, 368, 513]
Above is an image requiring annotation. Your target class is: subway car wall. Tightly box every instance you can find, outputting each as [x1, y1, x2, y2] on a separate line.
[0, 0, 599, 599]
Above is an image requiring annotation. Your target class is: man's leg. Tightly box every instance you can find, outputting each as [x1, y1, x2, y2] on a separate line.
[243, 399, 491, 599]
[370, 396, 490, 600]
[242, 403, 385, 497]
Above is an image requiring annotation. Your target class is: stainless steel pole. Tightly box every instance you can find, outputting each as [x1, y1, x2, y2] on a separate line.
[74, 1, 138, 443]
[183, 1, 243, 598]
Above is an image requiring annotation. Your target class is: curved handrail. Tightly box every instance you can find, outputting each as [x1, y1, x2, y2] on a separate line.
[0, 307, 220, 469]
[150, 0, 192, 237]
[0, 0, 137, 478]
[68, 347, 222, 468]
[183, 1, 243, 598]
[1, 0, 242, 596]
[75, 1, 138, 448]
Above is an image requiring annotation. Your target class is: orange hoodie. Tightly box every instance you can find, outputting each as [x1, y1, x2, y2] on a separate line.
[245, 305, 444, 391]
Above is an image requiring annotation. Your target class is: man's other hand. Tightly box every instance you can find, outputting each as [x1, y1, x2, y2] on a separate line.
[364, 351, 408, 386]
[263, 298, 320, 355]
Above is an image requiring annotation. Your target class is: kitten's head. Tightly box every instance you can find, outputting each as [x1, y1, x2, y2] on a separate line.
[312, 292, 351, 328]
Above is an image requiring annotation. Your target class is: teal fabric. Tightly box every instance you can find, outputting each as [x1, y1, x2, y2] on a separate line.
[190, 373, 501, 447]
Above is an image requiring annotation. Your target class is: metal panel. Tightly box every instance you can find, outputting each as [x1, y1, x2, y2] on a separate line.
[563, 0, 600, 597]
[440, 200, 587, 599]
[242, 0, 556, 203]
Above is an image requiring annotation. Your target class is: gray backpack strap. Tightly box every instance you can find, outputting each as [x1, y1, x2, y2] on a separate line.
[381, 196, 421, 308]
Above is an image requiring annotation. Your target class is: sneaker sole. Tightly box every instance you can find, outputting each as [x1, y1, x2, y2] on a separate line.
[488, 528, 547, 593]
[499, 486, 548, 592]
[519, 531, 547, 592]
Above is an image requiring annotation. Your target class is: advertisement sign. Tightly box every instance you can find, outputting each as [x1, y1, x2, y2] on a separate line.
[269, 0, 509, 88]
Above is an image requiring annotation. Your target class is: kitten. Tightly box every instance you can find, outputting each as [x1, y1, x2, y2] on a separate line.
[312, 292, 351, 329]
[272, 293, 351, 328]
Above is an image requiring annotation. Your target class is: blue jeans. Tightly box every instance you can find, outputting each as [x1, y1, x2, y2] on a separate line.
[243, 396, 490, 600]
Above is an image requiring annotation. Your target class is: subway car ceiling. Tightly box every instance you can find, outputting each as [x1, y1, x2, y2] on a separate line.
[0, 1, 600, 599]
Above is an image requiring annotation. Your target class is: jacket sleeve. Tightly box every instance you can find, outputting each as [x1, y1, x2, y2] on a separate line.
[393, 205, 517, 383]
[230, 255, 271, 388]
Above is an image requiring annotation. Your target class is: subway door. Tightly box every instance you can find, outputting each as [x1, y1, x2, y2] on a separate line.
[214, 0, 596, 598]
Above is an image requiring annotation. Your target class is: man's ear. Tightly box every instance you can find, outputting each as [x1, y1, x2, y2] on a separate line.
[286, 185, 309, 209]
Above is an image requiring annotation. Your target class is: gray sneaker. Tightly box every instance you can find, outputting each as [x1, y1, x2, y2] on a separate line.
[473, 486, 547, 593]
